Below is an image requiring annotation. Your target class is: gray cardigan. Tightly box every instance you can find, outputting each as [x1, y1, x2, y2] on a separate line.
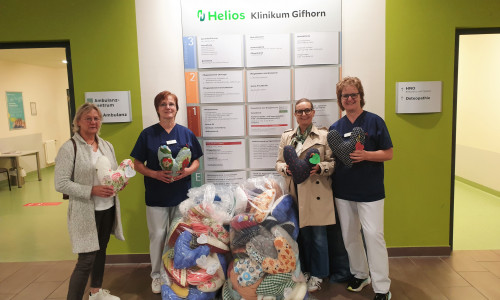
[54, 132, 125, 253]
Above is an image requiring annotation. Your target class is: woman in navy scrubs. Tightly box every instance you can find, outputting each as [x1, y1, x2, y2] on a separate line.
[329, 77, 393, 300]
[130, 91, 203, 294]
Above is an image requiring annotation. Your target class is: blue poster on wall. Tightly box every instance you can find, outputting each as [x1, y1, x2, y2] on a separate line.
[6, 91, 26, 130]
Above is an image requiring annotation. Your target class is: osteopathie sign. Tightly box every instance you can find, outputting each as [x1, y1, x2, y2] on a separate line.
[85, 91, 132, 123]
[396, 81, 442, 114]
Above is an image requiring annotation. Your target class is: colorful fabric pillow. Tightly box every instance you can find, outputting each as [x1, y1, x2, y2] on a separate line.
[271, 195, 294, 224]
[170, 282, 189, 298]
[195, 233, 230, 253]
[161, 284, 183, 300]
[261, 237, 296, 274]
[187, 288, 217, 300]
[233, 257, 265, 287]
[229, 260, 264, 300]
[270, 225, 298, 253]
[230, 213, 258, 231]
[246, 229, 278, 265]
[163, 249, 188, 287]
[327, 127, 365, 168]
[174, 231, 210, 269]
[95, 157, 136, 194]
[256, 273, 296, 296]
[284, 282, 308, 300]
[167, 217, 191, 247]
[230, 224, 261, 249]
[283, 145, 320, 184]
[222, 280, 242, 300]
[280, 221, 298, 241]
[249, 189, 276, 223]
[158, 145, 192, 175]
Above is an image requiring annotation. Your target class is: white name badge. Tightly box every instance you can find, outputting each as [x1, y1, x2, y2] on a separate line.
[344, 132, 352, 137]
[166, 140, 177, 145]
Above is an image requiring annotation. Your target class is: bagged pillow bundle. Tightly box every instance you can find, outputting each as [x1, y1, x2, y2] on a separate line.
[223, 176, 309, 300]
[160, 187, 232, 300]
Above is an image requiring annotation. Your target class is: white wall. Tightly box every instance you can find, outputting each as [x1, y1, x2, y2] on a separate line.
[134, 0, 386, 129]
[456, 34, 500, 191]
[0, 60, 70, 173]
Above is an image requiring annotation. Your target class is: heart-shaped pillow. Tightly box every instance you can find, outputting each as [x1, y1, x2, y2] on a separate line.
[158, 145, 192, 175]
[327, 127, 365, 168]
[96, 157, 136, 194]
[173, 231, 210, 269]
[283, 145, 320, 184]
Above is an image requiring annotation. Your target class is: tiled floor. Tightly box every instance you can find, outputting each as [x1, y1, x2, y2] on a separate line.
[1, 250, 500, 299]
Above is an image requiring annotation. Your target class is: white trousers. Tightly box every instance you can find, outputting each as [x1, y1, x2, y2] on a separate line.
[335, 198, 391, 294]
[146, 205, 178, 279]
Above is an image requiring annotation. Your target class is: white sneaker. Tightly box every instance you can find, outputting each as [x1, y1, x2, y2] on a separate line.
[89, 289, 120, 300]
[151, 277, 161, 294]
[307, 276, 323, 292]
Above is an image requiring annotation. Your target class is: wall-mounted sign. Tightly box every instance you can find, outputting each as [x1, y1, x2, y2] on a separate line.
[396, 81, 442, 114]
[85, 91, 132, 123]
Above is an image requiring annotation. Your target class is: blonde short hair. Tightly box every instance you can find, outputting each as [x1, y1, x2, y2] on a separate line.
[72, 103, 103, 134]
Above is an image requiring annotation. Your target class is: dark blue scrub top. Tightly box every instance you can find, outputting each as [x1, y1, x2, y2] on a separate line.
[130, 123, 203, 207]
[329, 111, 393, 202]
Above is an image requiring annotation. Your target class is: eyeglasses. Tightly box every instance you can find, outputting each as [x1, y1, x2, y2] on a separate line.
[159, 102, 176, 107]
[294, 108, 313, 116]
[341, 93, 360, 100]
[84, 117, 101, 123]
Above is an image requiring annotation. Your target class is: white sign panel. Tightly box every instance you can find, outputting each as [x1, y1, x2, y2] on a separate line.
[201, 105, 245, 137]
[249, 138, 281, 169]
[396, 81, 442, 113]
[205, 171, 247, 185]
[245, 34, 291, 67]
[248, 104, 292, 136]
[85, 91, 132, 123]
[197, 35, 243, 68]
[203, 139, 246, 171]
[294, 66, 339, 100]
[199, 70, 244, 103]
[294, 32, 340, 66]
[247, 69, 291, 102]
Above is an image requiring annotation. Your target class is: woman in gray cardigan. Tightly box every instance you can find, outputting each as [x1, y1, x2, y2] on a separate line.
[55, 103, 124, 300]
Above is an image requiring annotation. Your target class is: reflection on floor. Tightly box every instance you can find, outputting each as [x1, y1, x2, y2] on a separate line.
[453, 180, 500, 250]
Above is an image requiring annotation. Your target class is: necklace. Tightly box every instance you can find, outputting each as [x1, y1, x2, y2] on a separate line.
[87, 139, 95, 146]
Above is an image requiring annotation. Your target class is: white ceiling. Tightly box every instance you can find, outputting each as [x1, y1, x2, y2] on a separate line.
[0, 48, 67, 69]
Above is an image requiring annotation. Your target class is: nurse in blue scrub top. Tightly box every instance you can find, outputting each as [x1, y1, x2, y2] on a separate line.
[130, 90, 203, 294]
[329, 77, 393, 300]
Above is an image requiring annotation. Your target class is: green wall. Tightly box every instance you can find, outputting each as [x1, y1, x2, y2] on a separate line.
[385, 0, 500, 247]
[0, 0, 149, 254]
[3, 0, 500, 254]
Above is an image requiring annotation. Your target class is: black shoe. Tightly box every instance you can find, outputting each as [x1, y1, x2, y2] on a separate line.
[374, 292, 391, 300]
[346, 276, 371, 292]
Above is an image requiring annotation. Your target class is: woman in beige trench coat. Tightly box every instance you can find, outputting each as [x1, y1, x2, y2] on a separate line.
[275, 98, 336, 293]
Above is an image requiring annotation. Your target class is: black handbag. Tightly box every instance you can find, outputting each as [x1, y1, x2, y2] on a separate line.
[62, 138, 76, 199]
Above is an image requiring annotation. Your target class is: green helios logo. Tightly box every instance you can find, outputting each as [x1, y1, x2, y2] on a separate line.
[197, 9, 245, 21]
